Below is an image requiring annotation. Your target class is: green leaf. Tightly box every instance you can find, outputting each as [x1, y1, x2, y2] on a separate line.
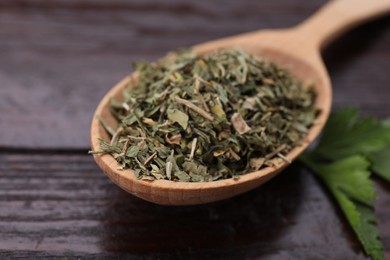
[314, 107, 389, 161]
[150, 164, 165, 180]
[212, 82, 229, 104]
[126, 146, 140, 158]
[368, 118, 390, 183]
[167, 108, 189, 130]
[183, 161, 208, 175]
[320, 156, 375, 205]
[370, 144, 390, 182]
[174, 171, 191, 182]
[97, 115, 116, 136]
[381, 118, 390, 129]
[300, 154, 383, 260]
[122, 109, 145, 126]
[356, 204, 383, 260]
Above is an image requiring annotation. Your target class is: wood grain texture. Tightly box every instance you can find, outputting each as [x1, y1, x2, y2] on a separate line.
[0, 152, 389, 259]
[1, 0, 389, 148]
[0, 0, 390, 258]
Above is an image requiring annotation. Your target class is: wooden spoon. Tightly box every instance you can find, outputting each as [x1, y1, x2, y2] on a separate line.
[91, 0, 390, 205]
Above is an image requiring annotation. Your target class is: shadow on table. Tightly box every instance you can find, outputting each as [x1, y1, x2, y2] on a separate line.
[99, 163, 306, 258]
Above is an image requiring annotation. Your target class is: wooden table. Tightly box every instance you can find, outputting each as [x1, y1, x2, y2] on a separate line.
[1, 1, 389, 259]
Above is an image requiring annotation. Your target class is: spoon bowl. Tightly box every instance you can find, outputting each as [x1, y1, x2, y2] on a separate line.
[91, 0, 390, 205]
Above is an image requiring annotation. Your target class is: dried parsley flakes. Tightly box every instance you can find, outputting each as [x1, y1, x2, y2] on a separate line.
[93, 48, 317, 182]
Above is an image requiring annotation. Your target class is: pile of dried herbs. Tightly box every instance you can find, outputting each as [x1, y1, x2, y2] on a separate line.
[93, 48, 317, 182]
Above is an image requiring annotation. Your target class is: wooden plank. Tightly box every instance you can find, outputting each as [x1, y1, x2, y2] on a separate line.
[0, 152, 388, 258]
[1, 0, 389, 148]
[1, 2, 389, 258]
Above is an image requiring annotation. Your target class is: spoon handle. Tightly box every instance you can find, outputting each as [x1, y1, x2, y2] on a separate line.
[296, 0, 390, 49]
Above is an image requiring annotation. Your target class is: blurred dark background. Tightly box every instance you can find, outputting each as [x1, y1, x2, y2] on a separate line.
[1, 0, 389, 149]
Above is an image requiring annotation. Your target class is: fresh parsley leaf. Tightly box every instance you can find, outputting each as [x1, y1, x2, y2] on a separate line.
[370, 144, 390, 182]
[313, 107, 389, 161]
[299, 107, 390, 260]
[369, 119, 390, 182]
[356, 204, 383, 260]
[381, 118, 390, 129]
[300, 154, 383, 260]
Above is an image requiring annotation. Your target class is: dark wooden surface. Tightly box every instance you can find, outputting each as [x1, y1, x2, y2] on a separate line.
[0, 0, 389, 259]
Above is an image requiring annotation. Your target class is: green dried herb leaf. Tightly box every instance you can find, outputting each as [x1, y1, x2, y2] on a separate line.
[96, 115, 115, 136]
[174, 170, 191, 182]
[126, 146, 140, 158]
[183, 161, 208, 177]
[93, 48, 317, 182]
[150, 164, 164, 180]
[167, 108, 189, 130]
